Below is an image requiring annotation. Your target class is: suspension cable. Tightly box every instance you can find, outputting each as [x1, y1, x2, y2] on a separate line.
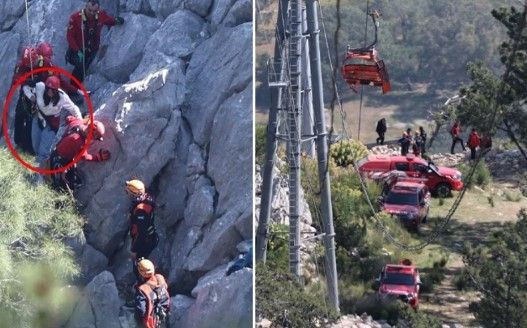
[24, 0, 34, 78]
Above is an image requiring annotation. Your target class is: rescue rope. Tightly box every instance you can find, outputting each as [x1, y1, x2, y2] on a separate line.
[24, 0, 34, 78]
[357, 0, 370, 141]
[81, 11, 86, 81]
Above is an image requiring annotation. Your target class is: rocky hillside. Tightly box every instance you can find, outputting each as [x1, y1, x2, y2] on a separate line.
[0, 0, 252, 327]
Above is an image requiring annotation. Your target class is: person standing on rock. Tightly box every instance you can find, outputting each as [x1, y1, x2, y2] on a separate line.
[450, 120, 466, 154]
[375, 118, 387, 145]
[413, 131, 423, 157]
[125, 180, 159, 281]
[398, 129, 411, 155]
[66, 0, 124, 82]
[135, 259, 170, 328]
[467, 128, 481, 160]
[50, 117, 110, 190]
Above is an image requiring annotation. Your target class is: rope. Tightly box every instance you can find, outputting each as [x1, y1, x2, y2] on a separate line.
[81, 12, 86, 81]
[357, 0, 370, 141]
[24, 0, 34, 78]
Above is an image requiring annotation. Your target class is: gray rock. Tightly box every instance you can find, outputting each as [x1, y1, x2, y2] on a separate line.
[235, 205, 252, 240]
[183, 22, 252, 146]
[79, 244, 108, 284]
[185, 210, 243, 272]
[12, 0, 86, 68]
[66, 271, 121, 328]
[168, 221, 203, 293]
[0, 1, 25, 31]
[0, 32, 21, 135]
[184, 0, 213, 18]
[184, 184, 216, 228]
[187, 143, 207, 175]
[98, 13, 160, 83]
[208, 84, 252, 217]
[181, 268, 252, 328]
[190, 263, 229, 297]
[209, 0, 238, 29]
[170, 295, 195, 327]
[223, 0, 252, 27]
[148, 0, 184, 19]
[236, 239, 252, 253]
[77, 66, 184, 256]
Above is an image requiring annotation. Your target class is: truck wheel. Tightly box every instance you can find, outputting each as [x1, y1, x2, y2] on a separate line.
[436, 183, 451, 198]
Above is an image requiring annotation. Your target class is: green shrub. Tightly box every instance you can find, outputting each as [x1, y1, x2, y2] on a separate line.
[397, 306, 443, 328]
[0, 148, 84, 326]
[255, 124, 267, 166]
[453, 269, 472, 291]
[329, 139, 368, 167]
[256, 264, 338, 327]
[504, 189, 522, 202]
[266, 224, 290, 272]
[419, 260, 447, 294]
[459, 160, 492, 189]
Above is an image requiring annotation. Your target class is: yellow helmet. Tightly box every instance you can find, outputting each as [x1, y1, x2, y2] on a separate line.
[137, 259, 155, 278]
[125, 180, 145, 196]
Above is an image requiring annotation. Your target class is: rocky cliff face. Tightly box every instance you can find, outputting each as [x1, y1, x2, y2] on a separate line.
[0, 1, 252, 327]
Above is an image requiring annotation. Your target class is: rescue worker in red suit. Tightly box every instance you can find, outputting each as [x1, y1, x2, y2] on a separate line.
[450, 120, 466, 154]
[467, 128, 481, 160]
[12, 47, 45, 154]
[125, 180, 159, 281]
[66, 0, 124, 82]
[50, 116, 110, 190]
[135, 259, 170, 328]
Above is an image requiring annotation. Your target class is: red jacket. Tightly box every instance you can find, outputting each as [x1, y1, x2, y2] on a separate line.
[451, 124, 460, 137]
[67, 9, 116, 52]
[468, 132, 481, 148]
[55, 117, 99, 161]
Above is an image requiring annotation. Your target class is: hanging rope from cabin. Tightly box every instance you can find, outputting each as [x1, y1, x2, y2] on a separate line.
[357, 0, 371, 141]
[24, 0, 34, 77]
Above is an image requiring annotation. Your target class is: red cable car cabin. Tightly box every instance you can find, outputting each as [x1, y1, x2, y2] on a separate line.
[341, 10, 391, 94]
[341, 48, 391, 94]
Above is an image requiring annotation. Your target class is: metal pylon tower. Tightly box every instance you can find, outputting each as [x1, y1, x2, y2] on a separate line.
[256, 0, 340, 313]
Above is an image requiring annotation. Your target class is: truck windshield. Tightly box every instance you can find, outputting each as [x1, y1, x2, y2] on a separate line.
[385, 192, 418, 205]
[383, 272, 415, 286]
[428, 163, 439, 173]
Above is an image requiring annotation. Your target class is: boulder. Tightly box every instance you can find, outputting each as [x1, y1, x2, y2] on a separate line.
[223, 0, 252, 27]
[184, 183, 216, 228]
[190, 263, 229, 297]
[147, 0, 184, 19]
[182, 22, 252, 146]
[66, 271, 121, 328]
[0, 32, 21, 135]
[185, 209, 243, 272]
[168, 221, 203, 293]
[98, 13, 160, 83]
[209, 0, 238, 29]
[77, 66, 184, 256]
[183, 0, 214, 18]
[181, 268, 252, 328]
[0, 1, 25, 31]
[170, 295, 195, 327]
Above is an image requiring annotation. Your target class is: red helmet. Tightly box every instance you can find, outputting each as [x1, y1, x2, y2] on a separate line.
[93, 120, 105, 141]
[21, 46, 38, 68]
[37, 42, 54, 60]
[45, 76, 61, 90]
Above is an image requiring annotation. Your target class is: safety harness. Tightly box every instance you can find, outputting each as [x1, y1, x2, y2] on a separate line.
[138, 274, 170, 328]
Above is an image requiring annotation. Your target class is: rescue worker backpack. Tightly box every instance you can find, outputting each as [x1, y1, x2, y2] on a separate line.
[138, 274, 170, 328]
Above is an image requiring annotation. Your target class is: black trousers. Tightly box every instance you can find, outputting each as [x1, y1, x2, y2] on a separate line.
[131, 234, 159, 281]
[14, 94, 35, 154]
[470, 147, 476, 160]
[451, 137, 466, 154]
[50, 152, 79, 191]
[65, 48, 96, 82]
[376, 132, 385, 145]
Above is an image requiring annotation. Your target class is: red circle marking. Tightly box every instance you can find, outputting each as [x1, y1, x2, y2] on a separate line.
[2, 66, 94, 174]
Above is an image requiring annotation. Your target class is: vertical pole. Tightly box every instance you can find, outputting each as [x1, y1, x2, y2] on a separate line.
[301, 8, 315, 157]
[305, 0, 340, 312]
[256, 0, 290, 262]
[287, 0, 303, 277]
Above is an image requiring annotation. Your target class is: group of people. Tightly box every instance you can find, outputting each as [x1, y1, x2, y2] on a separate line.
[397, 126, 428, 157]
[10, 2, 172, 327]
[11, 0, 123, 185]
[450, 121, 491, 160]
[377, 118, 491, 160]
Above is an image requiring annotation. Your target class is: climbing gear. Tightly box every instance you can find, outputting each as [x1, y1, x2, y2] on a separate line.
[137, 274, 170, 328]
[341, 9, 391, 94]
[115, 16, 125, 25]
[21, 47, 38, 68]
[126, 180, 145, 196]
[137, 259, 155, 278]
[45, 76, 61, 90]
